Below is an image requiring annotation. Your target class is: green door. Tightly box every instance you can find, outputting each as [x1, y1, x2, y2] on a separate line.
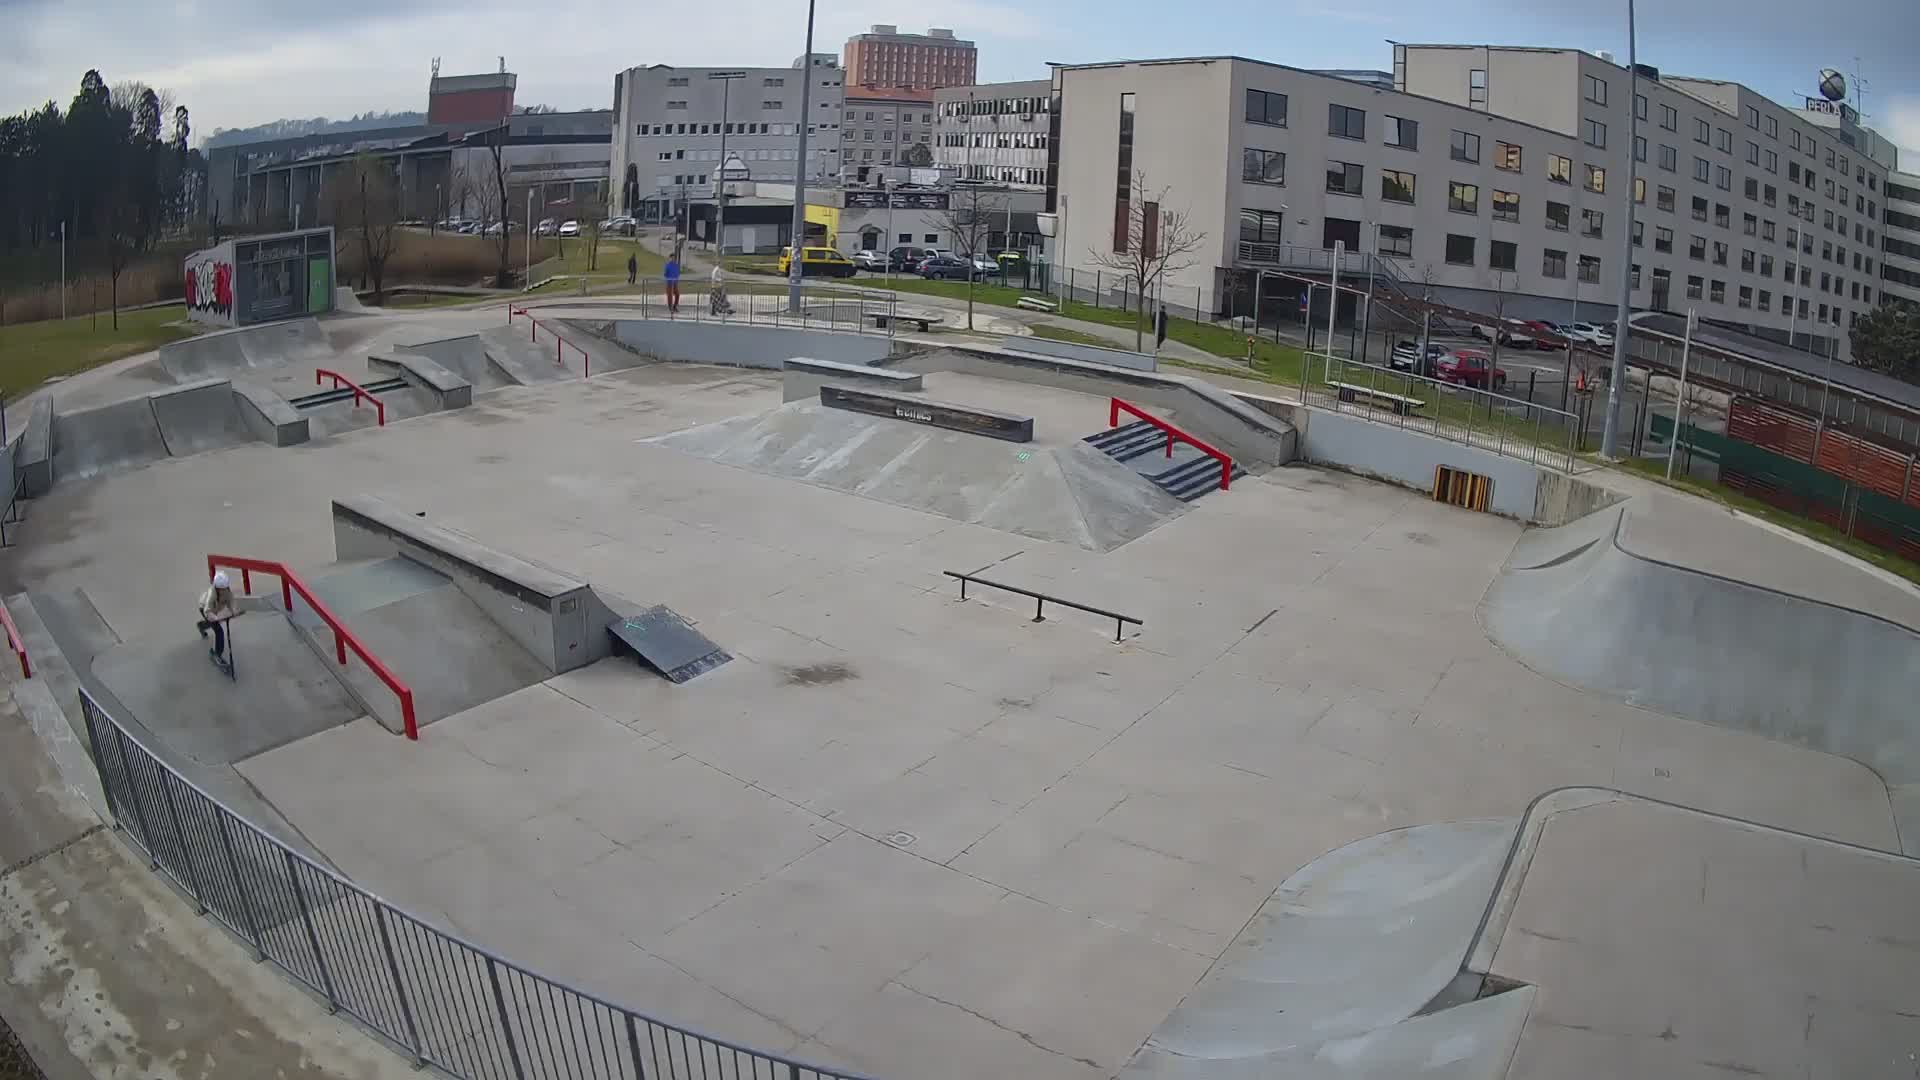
[307, 257, 333, 313]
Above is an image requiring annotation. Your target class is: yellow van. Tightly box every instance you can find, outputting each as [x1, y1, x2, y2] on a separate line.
[776, 246, 857, 278]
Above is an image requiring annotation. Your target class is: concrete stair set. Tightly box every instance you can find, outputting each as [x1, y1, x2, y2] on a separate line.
[1084, 419, 1247, 502]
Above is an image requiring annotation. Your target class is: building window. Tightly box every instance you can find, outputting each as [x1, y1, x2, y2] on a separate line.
[1744, 177, 1759, 200]
[1765, 150, 1778, 173]
[1659, 145, 1677, 172]
[1655, 227, 1674, 253]
[1584, 118, 1607, 148]
[1711, 280, 1727, 303]
[1326, 160, 1363, 196]
[1635, 177, 1647, 203]
[667, 77, 689, 86]
[1543, 249, 1568, 278]
[1657, 186, 1676, 212]
[1245, 88, 1288, 127]
[1578, 254, 1601, 284]
[1548, 154, 1572, 184]
[1635, 94, 1648, 120]
[1743, 213, 1757, 235]
[1766, 116, 1778, 139]
[1633, 220, 1644, 246]
[1112, 92, 1135, 253]
[1381, 169, 1416, 203]
[1384, 116, 1418, 149]
[1492, 190, 1519, 222]
[1744, 104, 1760, 129]
[1243, 148, 1285, 186]
[1764, 184, 1777, 207]
[1758, 289, 1771, 311]
[1328, 103, 1366, 140]
[1716, 128, 1732, 153]
[1690, 234, 1706, 260]
[666, 100, 688, 110]
[1713, 241, 1729, 266]
[1451, 130, 1480, 163]
[1239, 208, 1285, 244]
[1762, 221, 1775, 242]
[1695, 117, 1711, 144]
[1445, 234, 1476, 265]
[1634, 135, 1647, 163]
[1694, 157, 1712, 183]
[1742, 249, 1757, 272]
[1378, 224, 1413, 257]
[1469, 69, 1487, 105]
[1660, 104, 1678, 131]
[1715, 203, 1730, 229]
[1490, 240, 1517, 271]
[1448, 181, 1478, 214]
[1494, 141, 1522, 172]
[1687, 274, 1704, 299]
[1692, 196, 1709, 222]
[1584, 75, 1608, 105]
[1546, 201, 1570, 231]
[1714, 165, 1730, 190]
[1582, 208, 1604, 239]
[1585, 164, 1606, 194]
[1632, 264, 1642, 289]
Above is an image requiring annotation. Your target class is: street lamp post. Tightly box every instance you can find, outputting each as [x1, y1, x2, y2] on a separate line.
[709, 71, 746, 257]
[1599, 0, 1641, 457]
[786, 0, 818, 314]
[525, 188, 533, 288]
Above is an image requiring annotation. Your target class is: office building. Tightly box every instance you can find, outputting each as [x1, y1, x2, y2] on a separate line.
[934, 79, 1052, 188]
[841, 88, 935, 183]
[843, 26, 976, 91]
[610, 61, 845, 225]
[1879, 170, 1920, 308]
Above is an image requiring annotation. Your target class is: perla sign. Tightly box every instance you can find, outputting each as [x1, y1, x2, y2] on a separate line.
[1803, 98, 1859, 124]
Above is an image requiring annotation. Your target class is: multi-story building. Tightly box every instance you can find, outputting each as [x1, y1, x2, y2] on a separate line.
[934, 79, 1052, 189]
[609, 59, 845, 227]
[1880, 170, 1920, 307]
[1047, 48, 1891, 361]
[843, 26, 976, 91]
[841, 88, 935, 183]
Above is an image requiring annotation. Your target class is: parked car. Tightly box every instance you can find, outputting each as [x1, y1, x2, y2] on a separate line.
[1521, 320, 1570, 349]
[1566, 321, 1614, 346]
[600, 216, 637, 236]
[1471, 318, 1537, 349]
[484, 221, 506, 236]
[776, 246, 858, 278]
[1389, 340, 1448, 374]
[967, 254, 1000, 276]
[1433, 349, 1509, 391]
[916, 253, 978, 280]
[535, 218, 558, 236]
[558, 220, 580, 237]
[887, 246, 939, 271]
[850, 249, 887, 272]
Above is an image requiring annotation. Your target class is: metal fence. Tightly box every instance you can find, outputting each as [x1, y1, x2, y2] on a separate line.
[76, 686, 872, 1080]
[1300, 353, 1582, 473]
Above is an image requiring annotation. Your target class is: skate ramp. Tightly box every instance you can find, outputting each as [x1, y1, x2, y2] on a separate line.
[1122, 819, 1526, 1079]
[1483, 503, 1920, 848]
[478, 326, 570, 384]
[401, 334, 516, 392]
[650, 400, 1189, 551]
[158, 317, 335, 382]
[52, 394, 170, 481]
[149, 378, 253, 456]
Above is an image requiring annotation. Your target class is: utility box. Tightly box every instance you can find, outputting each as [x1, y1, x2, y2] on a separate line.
[184, 227, 336, 328]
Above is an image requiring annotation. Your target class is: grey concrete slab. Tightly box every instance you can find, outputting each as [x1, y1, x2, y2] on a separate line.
[148, 378, 254, 456]
[50, 393, 167, 482]
[401, 334, 516, 392]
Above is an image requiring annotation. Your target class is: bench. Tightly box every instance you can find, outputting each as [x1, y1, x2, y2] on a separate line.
[866, 310, 944, 332]
[1016, 296, 1058, 313]
[1327, 380, 1426, 416]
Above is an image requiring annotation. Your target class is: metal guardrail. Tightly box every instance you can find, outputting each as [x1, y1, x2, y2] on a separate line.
[76, 684, 873, 1080]
[508, 306, 594, 377]
[943, 570, 1143, 643]
[1110, 397, 1234, 491]
[1300, 354, 1581, 474]
[313, 369, 387, 426]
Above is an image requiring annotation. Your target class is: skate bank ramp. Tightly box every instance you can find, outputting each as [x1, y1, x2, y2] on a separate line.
[649, 400, 1189, 551]
[50, 379, 271, 482]
[157, 317, 335, 382]
[1483, 501, 1920, 847]
[1123, 819, 1532, 1079]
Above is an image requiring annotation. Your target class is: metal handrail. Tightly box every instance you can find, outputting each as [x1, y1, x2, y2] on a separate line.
[508, 305, 592, 376]
[1304, 354, 1581, 473]
[76, 683, 873, 1080]
[1110, 397, 1234, 492]
[0, 598, 29, 678]
[313, 369, 386, 426]
[944, 569, 1143, 642]
[206, 554, 418, 740]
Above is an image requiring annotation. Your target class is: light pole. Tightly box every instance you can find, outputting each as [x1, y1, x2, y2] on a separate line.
[1666, 308, 1696, 480]
[1599, 0, 1641, 457]
[785, 0, 818, 314]
[709, 71, 746, 256]
[525, 188, 533, 288]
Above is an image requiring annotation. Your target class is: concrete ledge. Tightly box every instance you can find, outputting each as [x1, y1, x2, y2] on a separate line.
[896, 346, 1296, 467]
[19, 396, 52, 496]
[1007, 335, 1157, 372]
[820, 384, 1034, 442]
[230, 381, 309, 447]
[783, 357, 921, 402]
[1532, 468, 1626, 526]
[331, 495, 600, 675]
[608, 319, 892, 371]
[370, 353, 473, 410]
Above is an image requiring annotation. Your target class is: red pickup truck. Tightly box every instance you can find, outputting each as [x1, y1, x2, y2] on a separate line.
[1432, 349, 1509, 392]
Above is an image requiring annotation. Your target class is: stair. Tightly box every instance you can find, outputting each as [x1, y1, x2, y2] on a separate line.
[1084, 420, 1245, 502]
[287, 376, 409, 411]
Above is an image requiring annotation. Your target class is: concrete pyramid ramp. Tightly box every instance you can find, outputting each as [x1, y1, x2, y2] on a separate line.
[650, 400, 1189, 551]
[398, 334, 517, 392]
[158, 317, 334, 382]
[1122, 819, 1525, 1080]
[1484, 501, 1920, 848]
[149, 378, 253, 456]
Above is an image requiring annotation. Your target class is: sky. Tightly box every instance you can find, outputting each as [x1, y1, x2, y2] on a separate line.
[3, 0, 1917, 164]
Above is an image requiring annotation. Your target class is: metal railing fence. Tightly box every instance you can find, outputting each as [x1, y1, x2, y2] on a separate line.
[77, 686, 873, 1080]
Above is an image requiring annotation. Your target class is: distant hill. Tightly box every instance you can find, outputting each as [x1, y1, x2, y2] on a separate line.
[204, 111, 428, 148]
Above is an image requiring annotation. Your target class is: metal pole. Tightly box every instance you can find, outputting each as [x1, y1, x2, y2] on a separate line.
[1666, 307, 1695, 480]
[786, 0, 817, 314]
[525, 188, 533, 288]
[714, 75, 733, 263]
[1328, 240, 1343, 363]
[1362, 224, 1378, 365]
[1811, 332, 1839, 463]
[1598, 0, 1640, 457]
[60, 222, 67, 321]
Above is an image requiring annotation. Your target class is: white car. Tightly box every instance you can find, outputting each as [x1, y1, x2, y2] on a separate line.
[850, 250, 886, 271]
[968, 254, 999, 276]
[558, 220, 580, 237]
[1471, 318, 1536, 349]
[1568, 322, 1614, 346]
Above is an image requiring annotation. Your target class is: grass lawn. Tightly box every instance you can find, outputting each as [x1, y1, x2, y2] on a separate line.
[1028, 323, 1116, 347]
[532, 236, 664, 285]
[1612, 455, 1920, 587]
[0, 305, 199, 399]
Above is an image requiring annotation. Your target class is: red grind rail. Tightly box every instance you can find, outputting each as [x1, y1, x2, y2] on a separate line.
[207, 555, 419, 740]
[508, 306, 591, 377]
[0, 602, 30, 678]
[314, 369, 386, 426]
[1109, 397, 1234, 492]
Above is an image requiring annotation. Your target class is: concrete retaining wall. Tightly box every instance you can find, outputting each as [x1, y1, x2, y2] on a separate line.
[1532, 469, 1626, 526]
[331, 495, 603, 675]
[608, 319, 892, 370]
[1007, 336, 1157, 372]
[231, 382, 309, 447]
[370, 353, 473, 410]
[895, 346, 1297, 467]
[782, 358, 922, 402]
[19, 397, 52, 496]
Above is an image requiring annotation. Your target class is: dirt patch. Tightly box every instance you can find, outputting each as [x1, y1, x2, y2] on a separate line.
[782, 662, 857, 686]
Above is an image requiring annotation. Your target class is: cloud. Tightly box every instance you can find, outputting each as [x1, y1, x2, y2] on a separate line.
[1885, 96, 1920, 169]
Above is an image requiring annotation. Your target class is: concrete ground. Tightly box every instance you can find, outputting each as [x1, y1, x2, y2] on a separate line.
[3, 305, 1916, 1078]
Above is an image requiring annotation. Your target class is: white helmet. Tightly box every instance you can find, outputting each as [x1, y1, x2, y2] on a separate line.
[212, 571, 231, 589]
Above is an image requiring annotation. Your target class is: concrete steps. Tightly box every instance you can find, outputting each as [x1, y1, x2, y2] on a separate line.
[1085, 420, 1246, 502]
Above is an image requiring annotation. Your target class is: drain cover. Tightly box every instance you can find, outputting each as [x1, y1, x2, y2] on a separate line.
[884, 831, 917, 848]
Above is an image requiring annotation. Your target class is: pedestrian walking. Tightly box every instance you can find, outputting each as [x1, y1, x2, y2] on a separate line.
[627, 253, 638, 285]
[664, 254, 681, 312]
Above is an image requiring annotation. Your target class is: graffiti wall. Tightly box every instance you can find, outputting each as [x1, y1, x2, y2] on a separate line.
[184, 241, 237, 327]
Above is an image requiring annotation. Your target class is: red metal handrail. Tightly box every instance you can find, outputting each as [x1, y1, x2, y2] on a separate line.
[207, 555, 419, 740]
[508, 306, 592, 377]
[0, 602, 30, 678]
[1109, 397, 1234, 492]
[314, 369, 386, 426]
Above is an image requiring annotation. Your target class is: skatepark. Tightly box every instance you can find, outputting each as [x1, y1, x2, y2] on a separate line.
[3, 294, 1919, 1079]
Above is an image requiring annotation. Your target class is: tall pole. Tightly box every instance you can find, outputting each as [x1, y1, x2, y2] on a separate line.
[1598, 0, 1641, 457]
[785, 0, 818, 314]
[1363, 223, 1379, 365]
[710, 72, 743, 257]
[60, 221, 67, 321]
[1666, 307, 1695, 480]
[1328, 240, 1343, 372]
[525, 188, 533, 288]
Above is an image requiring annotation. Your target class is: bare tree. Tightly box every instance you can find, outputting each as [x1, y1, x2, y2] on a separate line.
[1086, 171, 1207, 351]
[475, 127, 514, 287]
[928, 183, 1008, 331]
[1486, 269, 1511, 371]
[578, 189, 608, 272]
[327, 153, 402, 303]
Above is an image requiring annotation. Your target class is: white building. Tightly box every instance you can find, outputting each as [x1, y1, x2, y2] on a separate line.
[934, 80, 1053, 189]
[610, 60, 845, 224]
[1882, 170, 1920, 308]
